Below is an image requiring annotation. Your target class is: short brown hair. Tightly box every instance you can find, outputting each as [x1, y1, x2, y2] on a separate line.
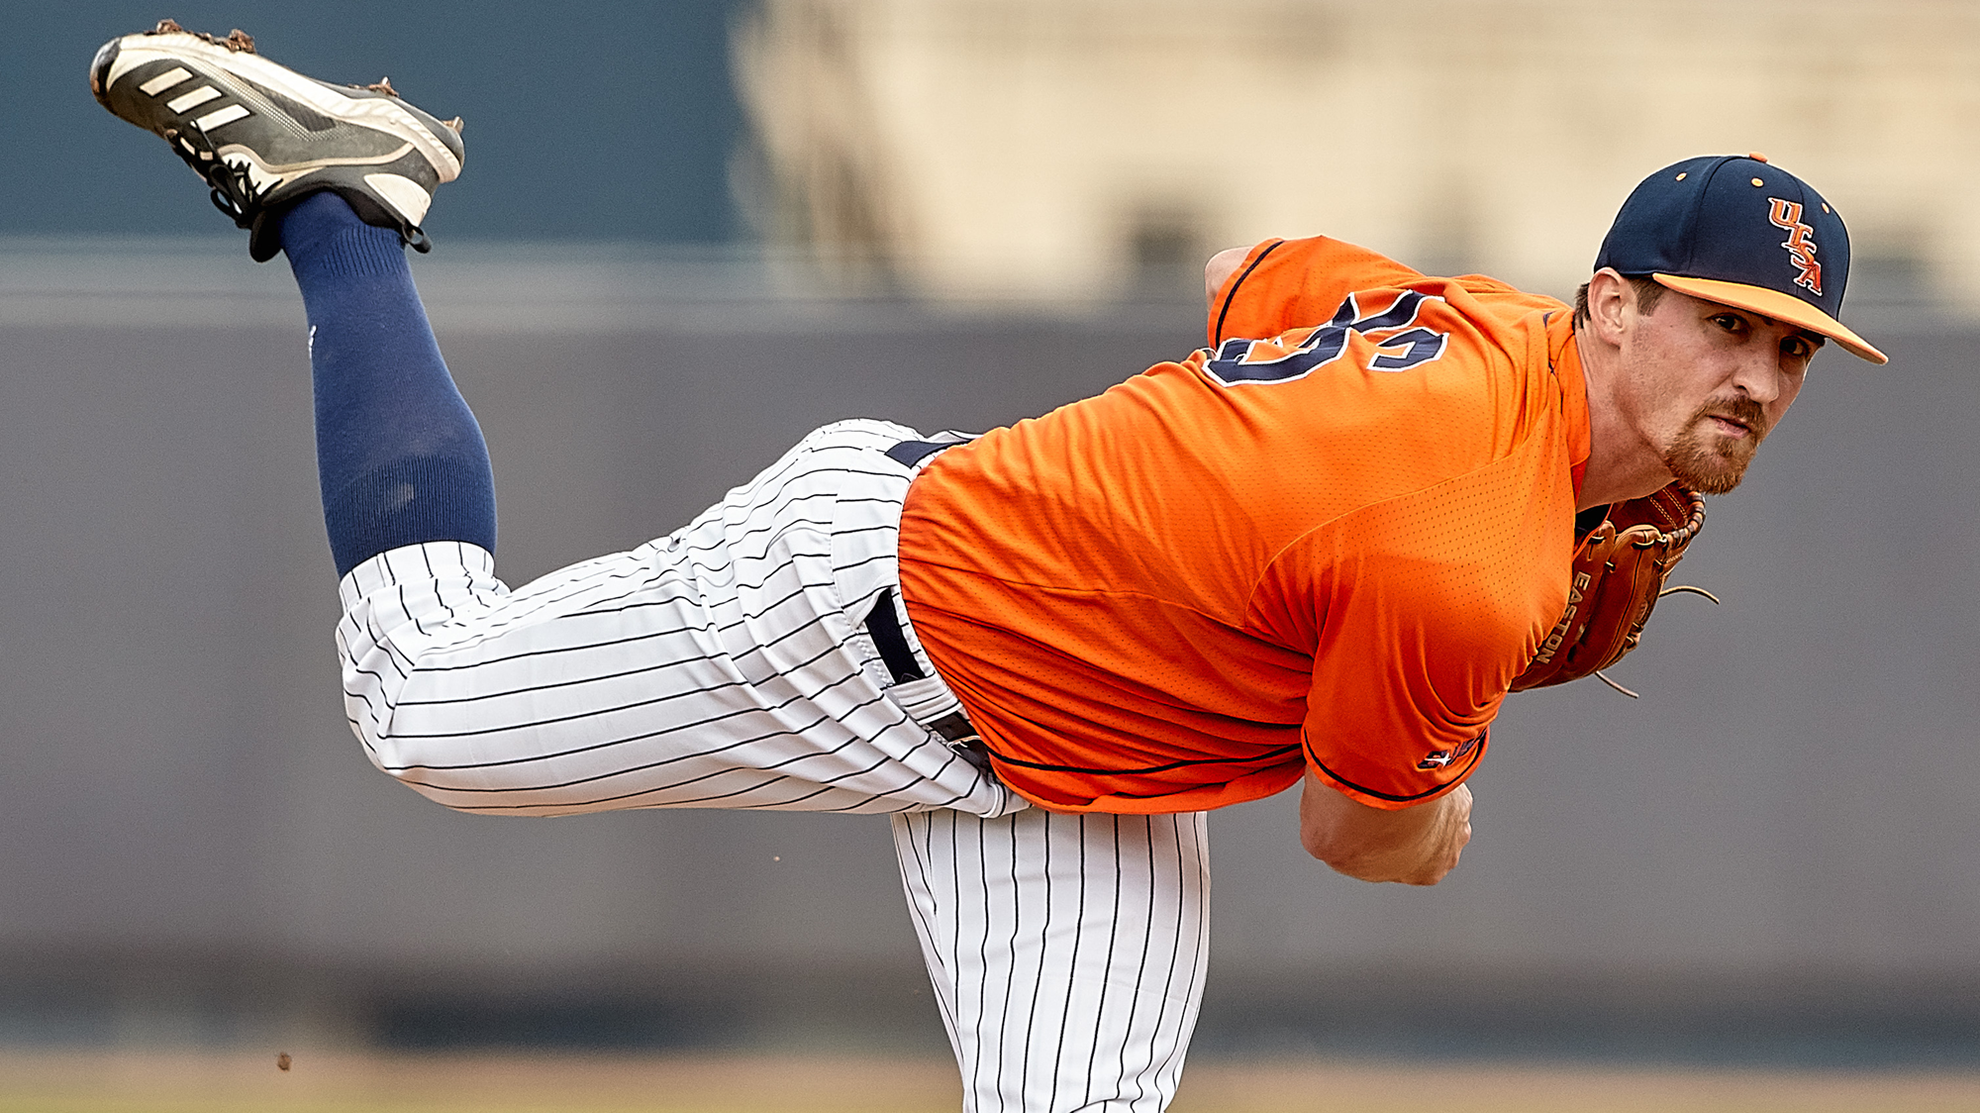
[1573, 275, 1665, 328]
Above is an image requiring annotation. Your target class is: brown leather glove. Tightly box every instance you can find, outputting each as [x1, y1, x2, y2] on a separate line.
[1513, 483, 1709, 694]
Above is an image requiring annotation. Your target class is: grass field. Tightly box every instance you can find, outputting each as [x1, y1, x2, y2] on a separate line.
[0, 1049, 1974, 1113]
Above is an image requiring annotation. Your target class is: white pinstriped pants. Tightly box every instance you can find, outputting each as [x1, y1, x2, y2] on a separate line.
[336, 419, 1210, 1111]
[896, 809, 1210, 1113]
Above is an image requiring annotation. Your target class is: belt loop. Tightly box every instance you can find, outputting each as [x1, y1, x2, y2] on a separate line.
[861, 588, 983, 753]
[885, 431, 974, 471]
[863, 588, 925, 685]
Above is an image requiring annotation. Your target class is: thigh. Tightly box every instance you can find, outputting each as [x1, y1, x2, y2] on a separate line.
[892, 808, 1211, 1113]
[337, 420, 1017, 818]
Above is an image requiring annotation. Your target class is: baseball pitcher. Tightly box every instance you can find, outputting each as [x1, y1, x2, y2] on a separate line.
[92, 20, 1884, 1113]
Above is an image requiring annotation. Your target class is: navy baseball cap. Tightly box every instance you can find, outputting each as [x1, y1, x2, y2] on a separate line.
[1595, 154, 1886, 364]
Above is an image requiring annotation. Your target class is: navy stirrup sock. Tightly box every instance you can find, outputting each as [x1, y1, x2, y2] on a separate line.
[280, 192, 496, 578]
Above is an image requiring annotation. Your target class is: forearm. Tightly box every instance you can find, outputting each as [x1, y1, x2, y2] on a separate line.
[1298, 770, 1472, 885]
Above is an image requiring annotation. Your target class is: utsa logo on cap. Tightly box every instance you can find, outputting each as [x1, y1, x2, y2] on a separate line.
[1593, 153, 1886, 364]
[1767, 198, 1822, 296]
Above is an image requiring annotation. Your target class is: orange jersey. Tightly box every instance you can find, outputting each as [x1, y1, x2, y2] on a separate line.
[897, 236, 1591, 814]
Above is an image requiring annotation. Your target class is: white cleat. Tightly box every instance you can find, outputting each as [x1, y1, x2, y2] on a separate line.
[91, 20, 467, 261]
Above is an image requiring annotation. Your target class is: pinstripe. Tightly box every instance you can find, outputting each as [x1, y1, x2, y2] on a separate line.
[395, 469, 892, 651]
[380, 654, 850, 767]
[401, 701, 948, 812]
[896, 811, 957, 1040]
[975, 816, 998, 1101]
[893, 808, 1210, 1112]
[338, 416, 1217, 1109]
[1116, 822, 1158, 1106]
[387, 663, 973, 808]
[418, 547, 453, 624]
[396, 689, 870, 792]
[1151, 819, 1198, 1102]
[392, 617, 720, 692]
[1057, 818, 1088, 1110]
[942, 810, 966, 1045]
[336, 419, 1021, 819]
[1083, 816, 1119, 1100]
[1126, 821, 1185, 1102]
[381, 631, 852, 746]
[1028, 813, 1055, 1102]
[1010, 812, 1035, 1106]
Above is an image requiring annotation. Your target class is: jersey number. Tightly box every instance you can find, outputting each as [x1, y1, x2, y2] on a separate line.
[1204, 290, 1450, 386]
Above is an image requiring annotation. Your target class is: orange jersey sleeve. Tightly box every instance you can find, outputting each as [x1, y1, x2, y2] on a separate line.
[898, 238, 1591, 813]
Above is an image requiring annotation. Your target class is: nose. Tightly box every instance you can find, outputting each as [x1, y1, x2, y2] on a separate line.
[1729, 346, 1785, 406]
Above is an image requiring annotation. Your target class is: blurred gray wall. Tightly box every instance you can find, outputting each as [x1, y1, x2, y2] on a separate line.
[0, 244, 1974, 1061]
[15, 3, 751, 242]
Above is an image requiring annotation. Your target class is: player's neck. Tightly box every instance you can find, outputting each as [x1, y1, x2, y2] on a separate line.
[1573, 327, 1677, 511]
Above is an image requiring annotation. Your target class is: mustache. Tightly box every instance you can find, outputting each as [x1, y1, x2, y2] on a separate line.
[1700, 396, 1770, 440]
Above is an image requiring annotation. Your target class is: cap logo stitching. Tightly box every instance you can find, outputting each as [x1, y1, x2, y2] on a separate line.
[1766, 198, 1823, 296]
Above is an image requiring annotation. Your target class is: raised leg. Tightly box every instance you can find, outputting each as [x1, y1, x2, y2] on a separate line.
[90, 22, 484, 577]
[892, 808, 1211, 1113]
[280, 192, 496, 576]
[333, 421, 1021, 820]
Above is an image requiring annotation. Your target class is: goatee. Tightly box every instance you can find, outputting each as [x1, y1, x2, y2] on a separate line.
[1662, 396, 1769, 495]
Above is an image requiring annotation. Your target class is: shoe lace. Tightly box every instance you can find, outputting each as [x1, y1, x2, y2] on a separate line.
[163, 123, 265, 230]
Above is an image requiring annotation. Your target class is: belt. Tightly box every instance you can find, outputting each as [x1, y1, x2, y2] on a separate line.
[863, 587, 979, 746]
[870, 435, 981, 750]
[885, 438, 962, 469]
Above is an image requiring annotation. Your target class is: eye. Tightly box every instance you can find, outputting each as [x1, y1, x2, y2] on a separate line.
[1780, 334, 1821, 367]
[1710, 312, 1747, 334]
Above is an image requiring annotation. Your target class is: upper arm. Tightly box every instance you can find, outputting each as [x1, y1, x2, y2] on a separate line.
[1290, 508, 1518, 809]
[1281, 442, 1574, 808]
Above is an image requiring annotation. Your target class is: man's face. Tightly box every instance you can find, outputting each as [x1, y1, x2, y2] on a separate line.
[1614, 286, 1821, 495]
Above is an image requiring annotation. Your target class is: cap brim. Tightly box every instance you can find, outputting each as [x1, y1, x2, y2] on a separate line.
[1651, 274, 1888, 364]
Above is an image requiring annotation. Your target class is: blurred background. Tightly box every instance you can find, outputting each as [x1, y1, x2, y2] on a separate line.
[2, 0, 1978, 1088]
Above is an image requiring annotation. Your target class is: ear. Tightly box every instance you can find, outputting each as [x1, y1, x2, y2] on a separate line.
[1583, 267, 1634, 347]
